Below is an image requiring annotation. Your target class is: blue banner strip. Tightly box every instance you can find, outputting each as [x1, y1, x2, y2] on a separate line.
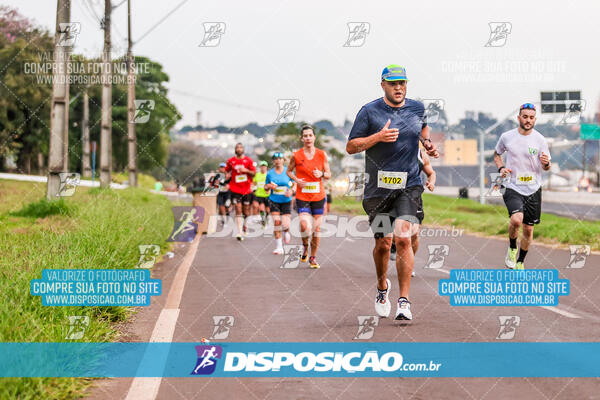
[0, 342, 599, 377]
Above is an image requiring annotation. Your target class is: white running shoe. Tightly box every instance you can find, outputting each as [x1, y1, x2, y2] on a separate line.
[283, 231, 291, 244]
[390, 251, 396, 261]
[273, 247, 284, 255]
[411, 270, 415, 277]
[505, 247, 517, 269]
[374, 278, 392, 318]
[395, 297, 412, 321]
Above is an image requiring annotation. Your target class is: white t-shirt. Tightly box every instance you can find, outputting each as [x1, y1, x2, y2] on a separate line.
[495, 128, 551, 196]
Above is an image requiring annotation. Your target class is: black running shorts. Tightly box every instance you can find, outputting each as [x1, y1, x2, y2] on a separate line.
[269, 200, 292, 215]
[231, 191, 252, 205]
[362, 185, 424, 238]
[502, 187, 542, 225]
[296, 198, 326, 216]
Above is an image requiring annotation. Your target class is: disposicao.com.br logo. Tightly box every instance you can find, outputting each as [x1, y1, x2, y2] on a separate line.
[191, 347, 442, 376]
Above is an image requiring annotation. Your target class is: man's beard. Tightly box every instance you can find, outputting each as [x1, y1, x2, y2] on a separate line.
[520, 122, 534, 131]
[235, 150, 243, 156]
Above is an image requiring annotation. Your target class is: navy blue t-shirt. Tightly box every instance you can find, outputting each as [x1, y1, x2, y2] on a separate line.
[348, 97, 426, 199]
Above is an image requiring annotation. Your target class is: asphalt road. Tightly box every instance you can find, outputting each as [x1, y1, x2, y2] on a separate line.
[90, 217, 600, 400]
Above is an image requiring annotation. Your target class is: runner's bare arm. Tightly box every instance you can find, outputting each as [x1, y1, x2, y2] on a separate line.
[422, 151, 436, 191]
[322, 156, 331, 180]
[346, 119, 398, 154]
[494, 151, 511, 177]
[420, 125, 439, 158]
[540, 152, 551, 170]
[286, 156, 300, 184]
[243, 166, 256, 177]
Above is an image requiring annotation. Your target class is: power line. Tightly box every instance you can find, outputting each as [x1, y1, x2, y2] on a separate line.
[170, 89, 275, 115]
[84, 0, 102, 25]
[134, 0, 188, 45]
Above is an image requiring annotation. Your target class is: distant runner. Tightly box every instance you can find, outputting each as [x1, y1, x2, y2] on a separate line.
[225, 143, 256, 241]
[252, 160, 270, 227]
[494, 103, 551, 270]
[287, 125, 331, 269]
[346, 64, 438, 321]
[264, 152, 294, 254]
[214, 162, 231, 225]
[324, 180, 333, 215]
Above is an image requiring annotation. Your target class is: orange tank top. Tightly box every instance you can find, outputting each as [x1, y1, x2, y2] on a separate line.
[293, 148, 326, 201]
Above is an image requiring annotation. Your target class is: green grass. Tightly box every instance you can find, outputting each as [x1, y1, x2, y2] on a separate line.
[0, 180, 176, 399]
[331, 193, 600, 251]
[111, 172, 159, 191]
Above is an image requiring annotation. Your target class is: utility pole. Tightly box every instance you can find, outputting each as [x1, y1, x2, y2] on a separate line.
[127, 0, 137, 187]
[99, 0, 112, 187]
[46, 0, 71, 199]
[81, 86, 91, 178]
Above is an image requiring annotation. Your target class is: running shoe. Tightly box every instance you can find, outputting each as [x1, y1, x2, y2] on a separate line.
[390, 251, 396, 261]
[273, 247, 284, 255]
[283, 231, 291, 244]
[515, 261, 524, 270]
[301, 248, 309, 263]
[236, 234, 244, 241]
[309, 256, 320, 269]
[411, 270, 415, 277]
[395, 297, 412, 321]
[505, 247, 517, 269]
[374, 278, 391, 318]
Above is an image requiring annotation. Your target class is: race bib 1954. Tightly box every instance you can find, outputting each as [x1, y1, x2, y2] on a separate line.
[516, 172, 536, 185]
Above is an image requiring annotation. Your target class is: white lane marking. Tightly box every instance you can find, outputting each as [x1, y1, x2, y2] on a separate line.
[540, 306, 582, 319]
[125, 309, 180, 400]
[436, 268, 450, 274]
[125, 234, 201, 400]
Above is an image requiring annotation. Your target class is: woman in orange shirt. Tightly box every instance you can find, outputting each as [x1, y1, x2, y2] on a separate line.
[287, 125, 331, 269]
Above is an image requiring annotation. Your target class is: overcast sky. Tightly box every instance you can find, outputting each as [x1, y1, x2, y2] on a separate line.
[8, 0, 600, 129]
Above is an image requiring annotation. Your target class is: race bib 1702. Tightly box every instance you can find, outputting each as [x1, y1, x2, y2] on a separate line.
[516, 172, 536, 185]
[301, 182, 320, 193]
[377, 171, 407, 189]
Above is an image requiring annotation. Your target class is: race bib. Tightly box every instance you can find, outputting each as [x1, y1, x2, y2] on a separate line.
[377, 171, 407, 189]
[301, 181, 320, 193]
[235, 174, 248, 183]
[516, 172, 536, 185]
[273, 186, 287, 195]
[257, 182, 265, 188]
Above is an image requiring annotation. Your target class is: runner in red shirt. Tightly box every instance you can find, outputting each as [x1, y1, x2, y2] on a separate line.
[287, 125, 331, 268]
[225, 143, 256, 241]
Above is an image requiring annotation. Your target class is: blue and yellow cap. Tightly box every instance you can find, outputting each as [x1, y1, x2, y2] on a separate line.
[381, 64, 407, 81]
[272, 152, 284, 159]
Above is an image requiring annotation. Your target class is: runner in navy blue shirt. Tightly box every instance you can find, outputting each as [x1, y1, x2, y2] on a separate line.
[346, 64, 439, 321]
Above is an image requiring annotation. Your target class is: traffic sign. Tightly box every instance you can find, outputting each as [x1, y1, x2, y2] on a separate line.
[580, 124, 600, 140]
